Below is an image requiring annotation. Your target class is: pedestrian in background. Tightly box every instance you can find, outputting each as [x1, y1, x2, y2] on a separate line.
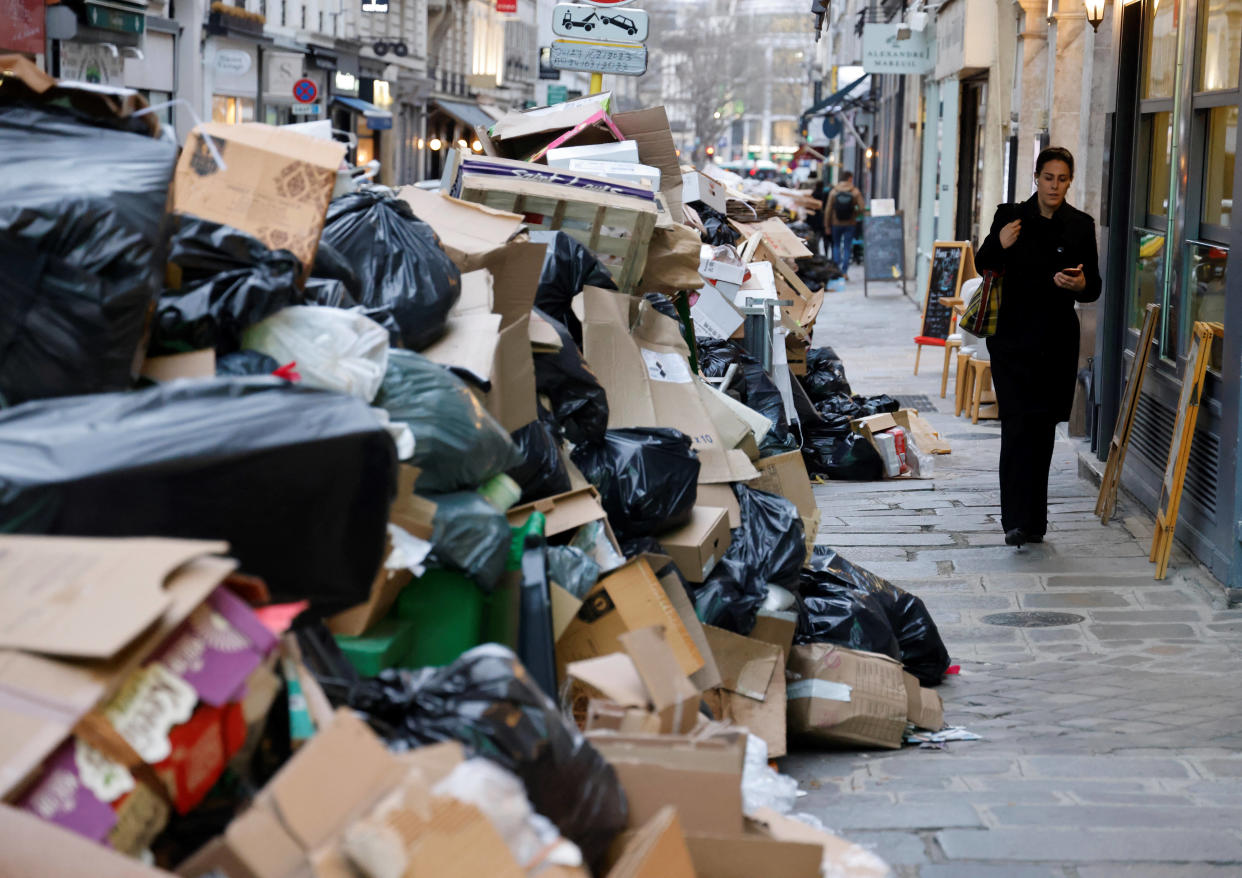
[824, 171, 863, 279]
[808, 173, 830, 258]
[975, 146, 1101, 548]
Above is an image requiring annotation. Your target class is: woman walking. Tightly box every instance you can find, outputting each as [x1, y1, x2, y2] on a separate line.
[974, 147, 1102, 547]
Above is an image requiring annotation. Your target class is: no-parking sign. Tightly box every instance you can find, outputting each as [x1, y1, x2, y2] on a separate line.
[293, 78, 318, 103]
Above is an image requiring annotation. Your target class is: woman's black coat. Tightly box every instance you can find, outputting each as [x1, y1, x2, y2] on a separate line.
[974, 195, 1102, 422]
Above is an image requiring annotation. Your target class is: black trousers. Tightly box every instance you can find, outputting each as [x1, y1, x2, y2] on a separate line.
[998, 413, 1058, 536]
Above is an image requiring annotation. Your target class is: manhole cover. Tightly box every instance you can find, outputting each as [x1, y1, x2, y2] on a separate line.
[897, 395, 938, 413]
[981, 611, 1086, 628]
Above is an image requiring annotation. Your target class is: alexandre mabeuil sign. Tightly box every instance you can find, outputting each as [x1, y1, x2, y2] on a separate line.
[862, 22, 934, 75]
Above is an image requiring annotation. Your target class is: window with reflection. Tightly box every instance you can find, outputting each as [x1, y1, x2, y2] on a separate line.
[1131, 230, 1166, 331]
[1183, 243, 1228, 371]
[1202, 106, 1237, 229]
[1143, 0, 1178, 98]
[1198, 0, 1242, 91]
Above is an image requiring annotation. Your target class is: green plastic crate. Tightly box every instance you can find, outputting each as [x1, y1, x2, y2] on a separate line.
[394, 568, 486, 668]
[334, 616, 418, 677]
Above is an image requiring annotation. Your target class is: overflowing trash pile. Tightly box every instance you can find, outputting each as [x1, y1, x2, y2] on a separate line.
[0, 65, 955, 878]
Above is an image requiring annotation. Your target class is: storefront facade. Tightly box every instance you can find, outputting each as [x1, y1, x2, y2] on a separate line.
[1093, 0, 1241, 582]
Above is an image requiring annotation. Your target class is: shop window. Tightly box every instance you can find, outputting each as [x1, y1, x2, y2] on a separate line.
[1201, 105, 1237, 229]
[1182, 242, 1228, 371]
[1145, 111, 1174, 218]
[212, 96, 255, 125]
[1142, 0, 1178, 99]
[1131, 229, 1165, 330]
[1198, 0, 1242, 91]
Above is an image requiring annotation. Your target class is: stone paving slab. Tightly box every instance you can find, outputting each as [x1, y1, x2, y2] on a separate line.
[785, 277, 1242, 875]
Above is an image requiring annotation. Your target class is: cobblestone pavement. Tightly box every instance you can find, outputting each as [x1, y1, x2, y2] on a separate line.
[785, 275, 1242, 877]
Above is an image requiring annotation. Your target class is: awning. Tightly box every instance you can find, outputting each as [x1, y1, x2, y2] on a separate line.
[433, 99, 496, 132]
[332, 96, 393, 130]
[801, 75, 872, 123]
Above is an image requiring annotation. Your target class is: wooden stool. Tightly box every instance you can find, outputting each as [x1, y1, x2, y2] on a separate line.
[940, 337, 962, 398]
[968, 358, 997, 424]
[954, 351, 974, 416]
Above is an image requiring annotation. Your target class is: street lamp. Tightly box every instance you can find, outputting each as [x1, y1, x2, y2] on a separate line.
[1083, 0, 1105, 31]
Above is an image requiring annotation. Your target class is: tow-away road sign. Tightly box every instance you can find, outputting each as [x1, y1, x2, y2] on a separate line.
[552, 4, 648, 42]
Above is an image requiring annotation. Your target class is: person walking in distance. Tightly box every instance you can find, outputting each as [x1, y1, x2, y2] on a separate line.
[975, 147, 1102, 548]
[824, 171, 864, 278]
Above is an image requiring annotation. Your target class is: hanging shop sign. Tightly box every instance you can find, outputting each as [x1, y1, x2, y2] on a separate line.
[497, 0, 518, 12]
[862, 22, 934, 75]
[215, 49, 253, 76]
[552, 4, 649, 42]
[549, 39, 647, 75]
[361, 0, 389, 12]
[933, 0, 995, 80]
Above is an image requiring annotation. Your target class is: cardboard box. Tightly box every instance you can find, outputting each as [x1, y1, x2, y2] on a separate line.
[569, 626, 700, 735]
[745, 451, 817, 519]
[548, 139, 641, 166]
[746, 807, 891, 878]
[730, 217, 812, 260]
[140, 350, 217, 382]
[0, 536, 235, 801]
[682, 170, 730, 214]
[698, 243, 749, 286]
[398, 189, 545, 431]
[173, 123, 345, 282]
[696, 482, 742, 528]
[567, 159, 661, 191]
[787, 643, 908, 750]
[903, 671, 945, 731]
[657, 505, 731, 583]
[690, 282, 745, 340]
[750, 610, 797, 662]
[555, 559, 704, 682]
[507, 485, 617, 542]
[583, 287, 758, 485]
[613, 107, 685, 224]
[645, 553, 722, 691]
[685, 833, 823, 878]
[702, 625, 787, 758]
[852, 408, 952, 456]
[588, 731, 746, 834]
[482, 93, 621, 162]
[605, 806, 696, 878]
[1, 803, 177, 877]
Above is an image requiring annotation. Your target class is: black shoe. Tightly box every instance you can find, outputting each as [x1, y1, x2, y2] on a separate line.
[1005, 528, 1027, 547]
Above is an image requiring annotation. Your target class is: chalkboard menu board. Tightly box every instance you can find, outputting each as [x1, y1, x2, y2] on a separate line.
[919, 242, 973, 341]
[862, 214, 905, 297]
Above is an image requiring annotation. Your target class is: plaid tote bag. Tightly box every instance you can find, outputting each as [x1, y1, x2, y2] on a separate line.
[961, 270, 1002, 337]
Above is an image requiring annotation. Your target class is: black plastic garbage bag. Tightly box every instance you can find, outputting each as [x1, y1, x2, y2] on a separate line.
[323, 645, 628, 871]
[506, 405, 572, 504]
[534, 231, 616, 347]
[814, 391, 863, 420]
[310, 239, 364, 303]
[152, 217, 303, 355]
[802, 429, 884, 481]
[806, 547, 950, 684]
[853, 393, 901, 416]
[0, 379, 396, 609]
[643, 292, 682, 324]
[691, 485, 805, 634]
[794, 570, 902, 660]
[546, 545, 600, 599]
[803, 346, 852, 399]
[215, 350, 280, 377]
[571, 428, 700, 539]
[376, 349, 522, 493]
[0, 104, 178, 405]
[320, 190, 461, 351]
[532, 307, 610, 444]
[688, 201, 738, 246]
[427, 492, 511, 591]
[694, 338, 798, 454]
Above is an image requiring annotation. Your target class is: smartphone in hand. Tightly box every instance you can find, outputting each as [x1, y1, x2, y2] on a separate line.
[1061, 266, 1083, 277]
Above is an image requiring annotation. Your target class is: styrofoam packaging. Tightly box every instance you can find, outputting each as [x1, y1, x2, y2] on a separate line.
[566, 158, 660, 191]
[873, 431, 902, 478]
[906, 434, 935, 479]
[547, 140, 640, 167]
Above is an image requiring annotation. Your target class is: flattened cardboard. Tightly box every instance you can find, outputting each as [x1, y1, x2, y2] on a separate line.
[750, 610, 797, 662]
[556, 559, 703, 681]
[651, 561, 722, 691]
[421, 303, 503, 388]
[685, 833, 822, 878]
[605, 806, 696, 878]
[140, 350, 217, 383]
[174, 124, 344, 282]
[588, 732, 746, 834]
[903, 671, 945, 731]
[691, 282, 746, 340]
[569, 627, 699, 735]
[746, 808, 891, 878]
[1, 803, 176, 877]
[399, 187, 525, 269]
[703, 625, 787, 757]
[507, 486, 609, 538]
[583, 287, 757, 484]
[0, 539, 235, 802]
[657, 506, 731, 583]
[730, 217, 812, 260]
[787, 643, 908, 750]
[613, 107, 685, 223]
[745, 451, 817, 519]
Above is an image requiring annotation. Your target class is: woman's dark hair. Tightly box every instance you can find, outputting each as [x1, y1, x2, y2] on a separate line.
[1035, 147, 1075, 178]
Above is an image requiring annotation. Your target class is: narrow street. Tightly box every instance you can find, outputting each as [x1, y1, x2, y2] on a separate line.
[788, 275, 1242, 877]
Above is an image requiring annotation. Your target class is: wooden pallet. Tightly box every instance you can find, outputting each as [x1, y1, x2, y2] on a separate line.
[1095, 303, 1158, 524]
[1149, 321, 1223, 579]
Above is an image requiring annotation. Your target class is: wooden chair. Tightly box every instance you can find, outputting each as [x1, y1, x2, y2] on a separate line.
[967, 357, 997, 423]
[913, 296, 965, 383]
[954, 350, 975, 416]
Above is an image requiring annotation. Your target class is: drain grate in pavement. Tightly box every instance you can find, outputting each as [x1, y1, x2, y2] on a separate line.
[897, 394, 938, 413]
[982, 611, 1086, 628]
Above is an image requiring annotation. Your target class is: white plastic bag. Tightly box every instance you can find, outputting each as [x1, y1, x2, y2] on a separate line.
[241, 305, 389, 402]
[742, 733, 799, 816]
